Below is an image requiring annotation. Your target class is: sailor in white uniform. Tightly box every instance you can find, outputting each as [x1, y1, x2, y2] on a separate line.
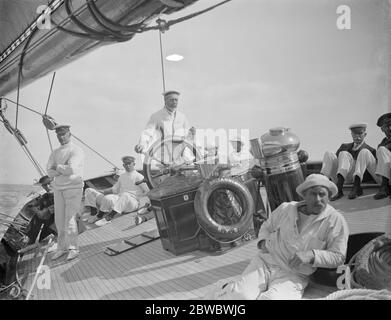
[205, 174, 349, 300]
[135, 91, 192, 153]
[84, 156, 150, 226]
[46, 125, 84, 262]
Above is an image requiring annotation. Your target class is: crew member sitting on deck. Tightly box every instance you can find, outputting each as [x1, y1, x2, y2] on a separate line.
[25, 175, 56, 244]
[373, 113, 391, 199]
[227, 135, 256, 177]
[205, 174, 349, 300]
[84, 156, 150, 226]
[320, 123, 377, 201]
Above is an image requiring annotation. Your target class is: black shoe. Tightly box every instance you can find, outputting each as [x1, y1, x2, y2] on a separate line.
[90, 207, 97, 216]
[348, 186, 363, 199]
[374, 188, 390, 200]
[105, 212, 116, 222]
[374, 178, 391, 200]
[106, 210, 119, 222]
[331, 192, 344, 201]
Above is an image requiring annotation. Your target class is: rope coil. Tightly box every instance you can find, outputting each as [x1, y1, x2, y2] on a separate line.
[323, 288, 391, 300]
[348, 233, 391, 290]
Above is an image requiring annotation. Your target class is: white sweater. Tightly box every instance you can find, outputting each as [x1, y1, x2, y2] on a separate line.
[138, 107, 190, 149]
[46, 142, 84, 191]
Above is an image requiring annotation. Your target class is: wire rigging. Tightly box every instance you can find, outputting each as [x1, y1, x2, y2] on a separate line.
[71, 134, 120, 170]
[44, 73, 57, 152]
[158, 29, 166, 93]
[1, 0, 233, 176]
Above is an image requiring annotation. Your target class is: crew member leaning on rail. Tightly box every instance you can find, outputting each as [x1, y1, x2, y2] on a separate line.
[206, 174, 349, 300]
[46, 125, 85, 262]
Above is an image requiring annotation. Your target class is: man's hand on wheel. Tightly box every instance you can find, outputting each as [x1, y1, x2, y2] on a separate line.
[134, 144, 144, 154]
[257, 239, 269, 254]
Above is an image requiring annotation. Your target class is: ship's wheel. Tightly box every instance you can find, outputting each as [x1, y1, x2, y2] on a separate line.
[142, 137, 203, 189]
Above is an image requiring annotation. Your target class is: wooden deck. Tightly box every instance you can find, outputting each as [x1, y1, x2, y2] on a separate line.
[19, 187, 391, 300]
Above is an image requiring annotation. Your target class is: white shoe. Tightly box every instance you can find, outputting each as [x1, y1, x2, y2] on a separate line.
[137, 207, 148, 215]
[95, 218, 111, 227]
[81, 214, 91, 222]
[66, 249, 79, 261]
[51, 250, 67, 260]
[47, 242, 58, 253]
[87, 215, 100, 224]
[134, 216, 145, 226]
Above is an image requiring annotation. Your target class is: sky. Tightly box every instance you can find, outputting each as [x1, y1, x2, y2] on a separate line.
[1, 0, 391, 184]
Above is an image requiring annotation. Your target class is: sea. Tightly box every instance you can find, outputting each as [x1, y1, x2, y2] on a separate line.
[0, 184, 41, 237]
[0, 184, 40, 216]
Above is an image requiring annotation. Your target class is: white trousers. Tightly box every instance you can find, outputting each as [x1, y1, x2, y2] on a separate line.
[375, 146, 391, 181]
[84, 188, 139, 214]
[84, 188, 105, 208]
[205, 253, 308, 300]
[321, 149, 378, 183]
[54, 188, 83, 251]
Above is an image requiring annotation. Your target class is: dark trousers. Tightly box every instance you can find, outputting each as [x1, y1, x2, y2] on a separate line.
[25, 215, 56, 244]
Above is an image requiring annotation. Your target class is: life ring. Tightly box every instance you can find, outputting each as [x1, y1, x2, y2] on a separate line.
[194, 177, 254, 242]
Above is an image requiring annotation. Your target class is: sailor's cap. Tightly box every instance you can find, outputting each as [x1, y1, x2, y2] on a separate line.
[349, 123, 367, 133]
[54, 124, 71, 132]
[377, 113, 391, 127]
[121, 156, 136, 163]
[162, 90, 180, 97]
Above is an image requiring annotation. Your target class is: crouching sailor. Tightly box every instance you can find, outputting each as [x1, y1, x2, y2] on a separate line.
[205, 174, 349, 300]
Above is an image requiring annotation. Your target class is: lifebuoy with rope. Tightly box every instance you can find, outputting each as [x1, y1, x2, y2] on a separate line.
[194, 177, 254, 243]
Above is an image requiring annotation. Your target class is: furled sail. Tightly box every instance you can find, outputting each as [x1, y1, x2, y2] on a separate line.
[0, 0, 198, 96]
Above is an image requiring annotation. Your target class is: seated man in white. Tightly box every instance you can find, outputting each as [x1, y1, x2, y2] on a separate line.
[227, 135, 256, 177]
[205, 174, 349, 300]
[84, 156, 149, 226]
[321, 123, 378, 201]
[373, 112, 391, 199]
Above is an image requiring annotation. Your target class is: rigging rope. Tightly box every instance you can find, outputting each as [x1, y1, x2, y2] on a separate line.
[51, 0, 138, 42]
[323, 288, 391, 300]
[71, 134, 119, 170]
[1, 0, 233, 176]
[15, 67, 21, 129]
[1, 98, 43, 116]
[51, 0, 232, 42]
[1, 28, 48, 179]
[141, 0, 233, 33]
[44, 73, 57, 152]
[15, 28, 38, 130]
[1, 97, 118, 170]
[0, 0, 232, 79]
[44, 73, 56, 115]
[158, 29, 166, 93]
[19, 139, 46, 177]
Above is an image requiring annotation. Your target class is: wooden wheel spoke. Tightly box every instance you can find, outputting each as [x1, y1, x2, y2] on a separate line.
[144, 138, 202, 189]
